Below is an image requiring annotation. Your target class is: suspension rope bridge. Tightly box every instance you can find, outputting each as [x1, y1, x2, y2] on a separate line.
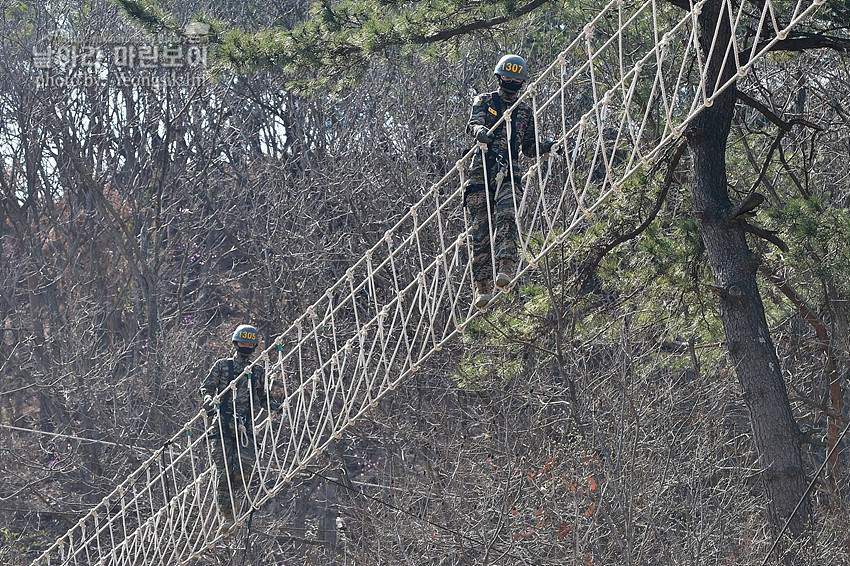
[30, 0, 824, 563]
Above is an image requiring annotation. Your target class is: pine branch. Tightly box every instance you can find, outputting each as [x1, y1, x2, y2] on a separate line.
[113, 0, 176, 35]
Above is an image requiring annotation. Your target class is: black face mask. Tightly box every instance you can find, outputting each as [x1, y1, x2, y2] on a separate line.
[500, 78, 523, 93]
[237, 346, 255, 357]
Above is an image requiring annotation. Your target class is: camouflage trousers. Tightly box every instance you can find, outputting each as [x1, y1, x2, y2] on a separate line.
[209, 421, 256, 516]
[465, 185, 519, 284]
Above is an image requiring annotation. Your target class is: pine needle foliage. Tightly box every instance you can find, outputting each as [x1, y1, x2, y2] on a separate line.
[115, 0, 556, 90]
[113, 0, 177, 35]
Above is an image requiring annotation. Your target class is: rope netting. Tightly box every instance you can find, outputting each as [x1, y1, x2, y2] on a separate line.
[31, 0, 824, 563]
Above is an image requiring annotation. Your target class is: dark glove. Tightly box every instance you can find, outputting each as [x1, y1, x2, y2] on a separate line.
[540, 140, 561, 155]
[202, 397, 216, 418]
[473, 125, 492, 144]
[269, 399, 282, 413]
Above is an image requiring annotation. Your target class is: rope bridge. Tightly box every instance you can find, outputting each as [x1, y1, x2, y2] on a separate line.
[31, 0, 823, 563]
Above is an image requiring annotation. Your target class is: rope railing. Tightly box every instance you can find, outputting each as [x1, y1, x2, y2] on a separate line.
[30, 0, 824, 563]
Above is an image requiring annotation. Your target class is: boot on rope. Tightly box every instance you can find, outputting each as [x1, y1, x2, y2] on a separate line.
[495, 260, 515, 290]
[474, 280, 492, 310]
[218, 502, 236, 535]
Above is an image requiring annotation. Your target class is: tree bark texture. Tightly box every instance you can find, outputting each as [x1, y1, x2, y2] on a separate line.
[686, 0, 810, 535]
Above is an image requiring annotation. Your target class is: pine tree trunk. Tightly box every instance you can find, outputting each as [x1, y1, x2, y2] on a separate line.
[686, 0, 810, 535]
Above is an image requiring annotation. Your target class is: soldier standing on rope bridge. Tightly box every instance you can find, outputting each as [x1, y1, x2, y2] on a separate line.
[201, 324, 280, 534]
[465, 54, 560, 310]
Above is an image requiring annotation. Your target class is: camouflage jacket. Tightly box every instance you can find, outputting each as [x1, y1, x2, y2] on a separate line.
[200, 353, 277, 419]
[465, 88, 540, 188]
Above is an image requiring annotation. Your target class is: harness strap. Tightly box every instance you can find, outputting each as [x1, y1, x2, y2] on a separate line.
[223, 359, 235, 414]
[483, 92, 519, 196]
[488, 92, 519, 161]
[224, 358, 260, 441]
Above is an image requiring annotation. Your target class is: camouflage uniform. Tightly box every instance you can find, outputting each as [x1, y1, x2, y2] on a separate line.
[465, 88, 540, 284]
[201, 354, 277, 519]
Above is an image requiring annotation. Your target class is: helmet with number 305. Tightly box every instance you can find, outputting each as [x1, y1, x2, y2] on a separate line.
[493, 54, 528, 81]
[232, 324, 259, 346]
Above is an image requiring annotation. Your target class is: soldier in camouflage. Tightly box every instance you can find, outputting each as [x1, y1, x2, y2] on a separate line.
[201, 323, 280, 533]
[465, 54, 557, 309]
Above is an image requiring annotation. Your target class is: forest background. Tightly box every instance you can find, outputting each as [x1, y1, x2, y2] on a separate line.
[2, 0, 850, 564]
